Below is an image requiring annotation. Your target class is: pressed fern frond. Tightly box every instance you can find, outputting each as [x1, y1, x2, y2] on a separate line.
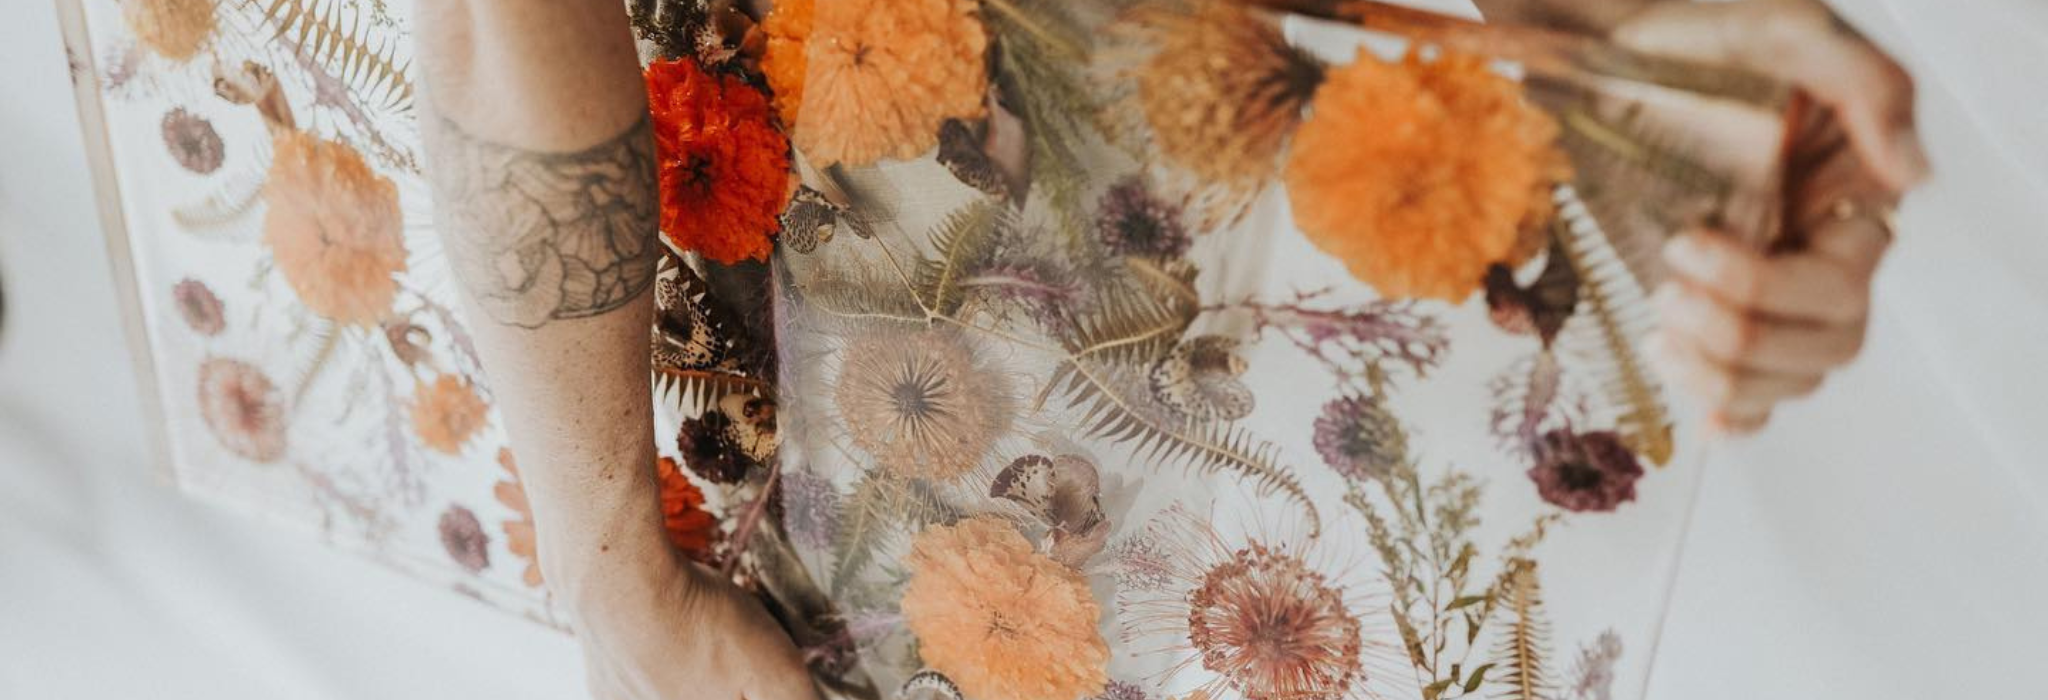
[172, 164, 267, 235]
[1552, 188, 1675, 466]
[1490, 559, 1556, 700]
[253, 0, 414, 112]
[828, 472, 961, 596]
[912, 199, 1009, 315]
[1054, 357, 1319, 533]
[987, 0, 1107, 242]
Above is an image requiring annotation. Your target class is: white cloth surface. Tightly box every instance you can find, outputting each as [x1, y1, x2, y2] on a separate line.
[2, 1, 2042, 698]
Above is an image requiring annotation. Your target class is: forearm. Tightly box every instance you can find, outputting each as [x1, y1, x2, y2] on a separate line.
[413, 0, 666, 604]
[1472, 0, 1651, 32]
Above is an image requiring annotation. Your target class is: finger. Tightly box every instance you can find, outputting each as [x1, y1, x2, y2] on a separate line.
[1613, 0, 1930, 192]
[1797, 206, 1895, 275]
[1662, 230, 1871, 325]
[1653, 282, 1866, 374]
[1648, 330, 1825, 414]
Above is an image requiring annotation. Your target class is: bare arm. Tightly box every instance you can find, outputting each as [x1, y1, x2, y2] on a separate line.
[414, 2, 816, 698]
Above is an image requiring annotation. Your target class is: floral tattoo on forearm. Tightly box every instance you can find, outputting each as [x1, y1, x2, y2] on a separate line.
[423, 114, 660, 328]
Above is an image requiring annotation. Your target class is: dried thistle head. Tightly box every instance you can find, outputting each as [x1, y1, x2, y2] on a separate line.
[1119, 0, 1323, 227]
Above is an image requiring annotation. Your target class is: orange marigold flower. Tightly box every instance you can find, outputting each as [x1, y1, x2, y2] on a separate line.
[263, 131, 407, 325]
[758, 0, 812, 128]
[1285, 49, 1566, 302]
[654, 456, 722, 564]
[493, 448, 544, 588]
[412, 374, 489, 455]
[121, 0, 216, 62]
[646, 57, 792, 265]
[793, 0, 988, 166]
[903, 517, 1109, 700]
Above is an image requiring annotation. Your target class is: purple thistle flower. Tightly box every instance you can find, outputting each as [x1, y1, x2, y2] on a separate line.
[1527, 430, 1644, 513]
[1096, 177, 1190, 258]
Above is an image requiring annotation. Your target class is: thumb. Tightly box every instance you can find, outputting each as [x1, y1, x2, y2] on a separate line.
[1612, 0, 1931, 193]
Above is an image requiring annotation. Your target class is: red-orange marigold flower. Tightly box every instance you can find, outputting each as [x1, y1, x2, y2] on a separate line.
[645, 57, 792, 265]
[1285, 49, 1566, 302]
[655, 456, 722, 564]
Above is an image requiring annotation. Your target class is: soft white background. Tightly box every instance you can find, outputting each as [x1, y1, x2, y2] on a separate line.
[3, 0, 2044, 698]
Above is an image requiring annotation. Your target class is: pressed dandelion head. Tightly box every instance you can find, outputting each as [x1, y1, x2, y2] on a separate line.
[833, 329, 1012, 480]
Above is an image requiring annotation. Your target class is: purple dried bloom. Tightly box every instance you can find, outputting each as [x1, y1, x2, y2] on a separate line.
[677, 411, 754, 484]
[1312, 394, 1408, 483]
[1094, 681, 1150, 700]
[161, 107, 224, 174]
[173, 277, 225, 336]
[778, 469, 841, 550]
[1096, 177, 1190, 258]
[438, 504, 490, 573]
[1527, 430, 1643, 513]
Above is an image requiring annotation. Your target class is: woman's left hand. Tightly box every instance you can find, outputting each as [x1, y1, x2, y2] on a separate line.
[1611, 0, 1930, 436]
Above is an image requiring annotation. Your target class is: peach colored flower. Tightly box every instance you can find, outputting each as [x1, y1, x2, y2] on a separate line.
[645, 57, 792, 264]
[1285, 49, 1566, 302]
[196, 357, 287, 463]
[493, 448, 544, 588]
[121, 0, 216, 62]
[263, 131, 407, 325]
[412, 375, 489, 455]
[792, 0, 988, 166]
[903, 517, 1109, 700]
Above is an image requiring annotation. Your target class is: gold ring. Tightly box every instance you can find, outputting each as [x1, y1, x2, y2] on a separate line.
[1827, 198, 1898, 243]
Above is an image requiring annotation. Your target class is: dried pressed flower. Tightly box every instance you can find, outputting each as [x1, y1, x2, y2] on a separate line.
[1527, 429, 1643, 513]
[161, 107, 224, 174]
[903, 517, 1110, 700]
[1120, 506, 1373, 700]
[1312, 394, 1408, 484]
[655, 456, 722, 563]
[991, 454, 1109, 568]
[1096, 177, 1190, 259]
[777, 468, 841, 550]
[792, 0, 989, 166]
[900, 671, 967, 700]
[121, 0, 216, 62]
[833, 329, 1012, 479]
[438, 504, 490, 573]
[1125, 1, 1322, 221]
[196, 357, 287, 463]
[412, 374, 489, 456]
[646, 57, 793, 264]
[1285, 49, 1566, 302]
[1094, 680, 1151, 700]
[1187, 544, 1364, 699]
[172, 277, 225, 336]
[758, 0, 812, 128]
[263, 131, 406, 326]
[493, 448, 545, 588]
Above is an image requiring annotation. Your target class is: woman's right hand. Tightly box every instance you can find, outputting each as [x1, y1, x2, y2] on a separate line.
[570, 544, 821, 700]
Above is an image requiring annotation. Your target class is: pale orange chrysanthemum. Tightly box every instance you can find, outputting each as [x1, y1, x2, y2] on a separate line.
[758, 0, 812, 128]
[654, 456, 721, 564]
[412, 374, 489, 455]
[121, 0, 216, 62]
[794, 0, 988, 166]
[903, 517, 1109, 700]
[264, 131, 407, 325]
[1285, 49, 1566, 302]
[494, 448, 545, 588]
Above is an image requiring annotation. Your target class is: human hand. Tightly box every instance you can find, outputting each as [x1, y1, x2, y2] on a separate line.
[569, 544, 822, 700]
[1613, 0, 1929, 435]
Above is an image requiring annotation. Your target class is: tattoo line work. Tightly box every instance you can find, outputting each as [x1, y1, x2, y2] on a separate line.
[424, 114, 660, 328]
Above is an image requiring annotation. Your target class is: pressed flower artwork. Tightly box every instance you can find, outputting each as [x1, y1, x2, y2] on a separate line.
[73, 0, 1752, 695]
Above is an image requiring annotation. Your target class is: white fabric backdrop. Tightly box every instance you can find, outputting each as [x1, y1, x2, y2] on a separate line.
[3, 0, 2043, 697]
